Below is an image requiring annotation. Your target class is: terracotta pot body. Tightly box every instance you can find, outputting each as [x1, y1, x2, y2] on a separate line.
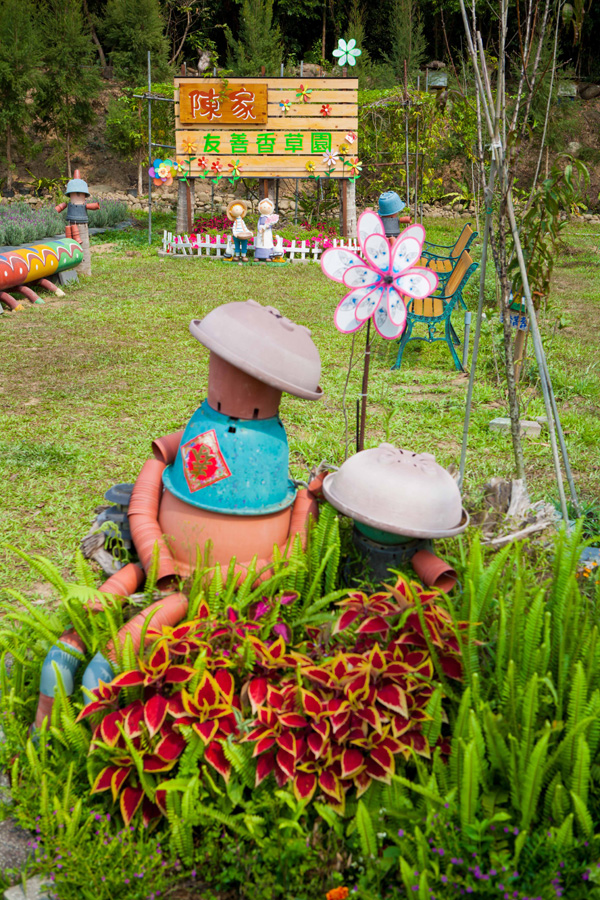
[158, 487, 292, 575]
[207, 353, 282, 419]
[411, 549, 457, 593]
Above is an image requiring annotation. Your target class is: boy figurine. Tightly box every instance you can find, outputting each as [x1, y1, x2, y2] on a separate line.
[226, 199, 253, 261]
[55, 169, 99, 276]
[377, 191, 412, 239]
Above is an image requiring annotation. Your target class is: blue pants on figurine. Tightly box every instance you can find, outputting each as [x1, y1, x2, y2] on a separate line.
[233, 237, 248, 258]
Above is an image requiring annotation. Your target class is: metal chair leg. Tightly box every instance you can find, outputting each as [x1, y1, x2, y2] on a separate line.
[446, 320, 464, 372]
[393, 322, 414, 369]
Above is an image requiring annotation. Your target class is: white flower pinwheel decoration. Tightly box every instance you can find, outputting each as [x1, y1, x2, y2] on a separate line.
[320, 210, 439, 339]
[333, 38, 362, 67]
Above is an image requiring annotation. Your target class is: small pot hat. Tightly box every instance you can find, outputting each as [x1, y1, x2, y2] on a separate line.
[226, 199, 249, 221]
[378, 191, 405, 217]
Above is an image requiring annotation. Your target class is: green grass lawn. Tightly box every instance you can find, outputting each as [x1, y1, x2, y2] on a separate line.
[1, 213, 598, 597]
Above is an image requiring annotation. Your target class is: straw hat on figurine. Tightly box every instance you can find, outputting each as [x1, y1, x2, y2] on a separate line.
[226, 199, 249, 221]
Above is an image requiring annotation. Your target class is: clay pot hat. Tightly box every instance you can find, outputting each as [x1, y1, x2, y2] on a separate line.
[323, 443, 469, 539]
[378, 191, 405, 217]
[226, 199, 249, 221]
[65, 177, 90, 197]
[189, 299, 323, 400]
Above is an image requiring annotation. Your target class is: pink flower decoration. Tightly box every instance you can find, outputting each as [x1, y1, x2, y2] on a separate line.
[320, 104, 332, 117]
[320, 211, 439, 339]
[210, 160, 222, 174]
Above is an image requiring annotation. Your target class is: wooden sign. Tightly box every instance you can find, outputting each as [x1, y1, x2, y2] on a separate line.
[179, 83, 268, 125]
[174, 77, 359, 179]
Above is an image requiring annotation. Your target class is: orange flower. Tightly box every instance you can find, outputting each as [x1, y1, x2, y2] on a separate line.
[326, 889, 349, 900]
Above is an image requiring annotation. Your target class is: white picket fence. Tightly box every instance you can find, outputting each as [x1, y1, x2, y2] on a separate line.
[161, 231, 361, 262]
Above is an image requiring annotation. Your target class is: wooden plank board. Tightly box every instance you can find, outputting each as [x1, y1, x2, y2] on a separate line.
[176, 130, 358, 156]
[186, 156, 352, 177]
[174, 77, 358, 90]
[266, 103, 358, 117]
[176, 118, 358, 133]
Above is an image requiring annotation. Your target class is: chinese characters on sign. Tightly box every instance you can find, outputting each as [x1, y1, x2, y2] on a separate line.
[180, 83, 268, 125]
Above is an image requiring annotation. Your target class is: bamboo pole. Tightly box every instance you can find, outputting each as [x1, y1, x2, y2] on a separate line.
[458, 0, 572, 522]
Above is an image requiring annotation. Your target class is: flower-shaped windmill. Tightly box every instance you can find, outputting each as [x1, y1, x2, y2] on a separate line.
[148, 158, 177, 186]
[333, 38, 362, 67]
[321, 211, 438, 451]
[321, 210, 438, 339]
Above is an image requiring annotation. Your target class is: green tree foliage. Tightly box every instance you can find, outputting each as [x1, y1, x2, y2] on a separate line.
[0, 0, 41, 189]
[101, 0, 171, 82]
[34, 0, 100, 177]
[105, 82, 175, 194]
[386, 0, 426, 78]
[225, 0, 282, 77]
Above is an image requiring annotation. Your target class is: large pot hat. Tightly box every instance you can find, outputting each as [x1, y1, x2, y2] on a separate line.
[226, 199, 249, 221]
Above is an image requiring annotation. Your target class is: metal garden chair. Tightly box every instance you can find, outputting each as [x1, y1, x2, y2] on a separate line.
[392, 249, 478, 372]
[418, 223, 478, 292]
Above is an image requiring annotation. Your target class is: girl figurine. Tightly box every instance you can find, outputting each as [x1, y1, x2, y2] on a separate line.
[226, 200, 253, 261]
[254, 197, 279, 262]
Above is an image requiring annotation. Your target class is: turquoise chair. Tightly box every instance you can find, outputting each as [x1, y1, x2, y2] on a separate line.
[419, 223, 478, 295]
[393, 249, 478, 372]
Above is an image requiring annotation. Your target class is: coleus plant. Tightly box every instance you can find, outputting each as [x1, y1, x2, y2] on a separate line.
[77, 578, 464, 824]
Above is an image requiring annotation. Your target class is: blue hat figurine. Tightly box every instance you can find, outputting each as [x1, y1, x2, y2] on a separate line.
[378, 191, 406, 238]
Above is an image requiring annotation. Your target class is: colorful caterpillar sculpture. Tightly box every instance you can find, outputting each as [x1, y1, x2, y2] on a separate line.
[0, 238, 83, 311]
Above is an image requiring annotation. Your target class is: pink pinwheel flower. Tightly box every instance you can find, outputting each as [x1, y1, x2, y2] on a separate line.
[320, 210, 439, 339]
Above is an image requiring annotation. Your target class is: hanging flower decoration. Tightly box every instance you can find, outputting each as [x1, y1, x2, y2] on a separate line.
[338, 143, 350, 156]
[181, 138, 197, 154]
[333, 38, 362, 67]
[296, 84, 313, 103]
[346, 156, 363, 178]
[148, 158, 177, 186]
[322, 150, 339, 169]
[320, 212, 439, 340]
[345, 131, 357, 144]
[228, 159, 243, 181]
[279, 99, 291, 113]
[320, 104, 332, 117]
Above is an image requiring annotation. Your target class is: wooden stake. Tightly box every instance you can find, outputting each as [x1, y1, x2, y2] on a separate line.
[186, 180, 192, 233]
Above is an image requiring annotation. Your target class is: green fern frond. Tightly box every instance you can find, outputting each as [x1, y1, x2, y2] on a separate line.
[519, 728, 550, 831]
[355, 799, 378, 858]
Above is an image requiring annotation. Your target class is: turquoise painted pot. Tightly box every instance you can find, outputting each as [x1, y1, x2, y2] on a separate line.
[378, 191, 405, 217]
[162, 400, 296, 515]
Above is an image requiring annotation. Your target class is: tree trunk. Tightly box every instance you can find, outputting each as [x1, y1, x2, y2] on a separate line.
[498, 198, 526, 480]
[82, 0, 107, 68]
[138, 149, 143, 196]
[6, 125, 12, 190]
[176, 179, 195, 233]
[66, 132, 72, 178]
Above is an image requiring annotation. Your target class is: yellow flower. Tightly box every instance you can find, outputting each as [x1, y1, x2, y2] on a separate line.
[305, 160, 315, 173]
[338, 143, 349, 155]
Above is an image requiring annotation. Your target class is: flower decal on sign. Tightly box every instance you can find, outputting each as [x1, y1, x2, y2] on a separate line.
[210, 160, 223, 175]
[320, 211, 439, 339]
[181, 430, 231, 492]
[323, 149, 339, 169]
[320, 104, 332, 117]
[296, 84, 313, 103]
[338, 142, 350, 156]
[196, 156, 208, 171]
[181, 138, 197, 154]
[148, 158, 177, 186]
[279, 99, 291, 113]
[333, 38, 362, 67]
[305, 161, 316, 174]
[347, 157, 362, 178]
[228, 159, 243, 180]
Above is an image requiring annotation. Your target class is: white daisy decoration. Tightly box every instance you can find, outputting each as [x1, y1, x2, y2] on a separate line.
[320, 211, 439, 339]
[333, 38, 362, 67]
[323, 149, 339, 169]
